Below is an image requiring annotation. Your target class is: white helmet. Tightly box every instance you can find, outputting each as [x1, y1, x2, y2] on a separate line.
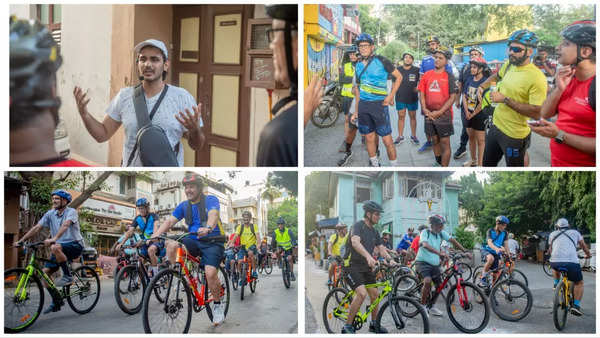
[556, 218, 569, 229]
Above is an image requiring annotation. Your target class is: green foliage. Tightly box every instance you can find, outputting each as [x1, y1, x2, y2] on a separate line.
[25, 172, 80, 220]
[268, 171, 297, 197]
[532, 5, 595, 47]
[358, 5, 391, 45]
[458, 172, 484, 225]
[267, 197, 298, 235]
[376, 40, 410, 63]
[455, 226, 476, 250]
[305, 172, 331, 236]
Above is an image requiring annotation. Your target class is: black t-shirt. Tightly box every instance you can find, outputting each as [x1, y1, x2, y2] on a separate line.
[256, 104, 298, 166]
[395, 65, 420, 103]
[349, 220, 382, 271]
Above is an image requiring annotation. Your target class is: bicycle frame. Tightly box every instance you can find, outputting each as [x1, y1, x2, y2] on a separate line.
[561, 273, 571, 308]
[14, 248, 61, 302]
[242, 255, 256, 283]
[429, 261, 469, 309]
[174, 246, 209, 307]
[334, 280, 391, 324]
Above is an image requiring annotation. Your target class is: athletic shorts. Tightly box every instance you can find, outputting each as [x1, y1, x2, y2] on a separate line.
[396, 101, 418, 111]
[139, 241, 166, 259]
[358, 100, 392, 136]
[466, 110, 488, 131]
[181, 237, 225, 268]
[45, 241, 83, 269]
[415, 261, 442, 284]
[344, 267, 376, 290]
[483, 124, 531, 167]
[483, 249, 501, 270]
[341, 96, 354, 115]
[236, 244, 258, 260]
[550, 262, 583, 283]
[424, 114, 454, 138]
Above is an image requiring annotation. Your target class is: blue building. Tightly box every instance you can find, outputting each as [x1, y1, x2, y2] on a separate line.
[455, 39, 512, 64]
[327, 172, 460, 248]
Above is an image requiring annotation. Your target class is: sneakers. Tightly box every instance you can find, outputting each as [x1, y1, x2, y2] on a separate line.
[478, 276, 488, 289]
[463, 159, 477, 167]
[410, 136, 420, 145]
[394, 136, 405, 144]
[341, 324, 356, 334]
[42, 302, 58, 315]
[427, 307, 443, 317]
[369, 321, 388, 333]
[55, 275, 73, 287]
[337, 151, 352, 167]
[453, 146, 467, 159]
[327, 279, 333, 287]
[212, 303, 225, 325]
[290, 272, 296, 281]
[252, 270, 258, 279]
[571, 305, 583, 316]
[418, 140, 432, 153]
[338, 140, 347, 153]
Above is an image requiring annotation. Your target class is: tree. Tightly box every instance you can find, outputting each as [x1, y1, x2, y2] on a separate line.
[458, 172, 484, 226]
[267, 197, 298, 235]
[532, 4, 595, 47]
[268, 171, 297, 197]
[358, 5, 391, 45]
[376, 40, 410, 63]
[305, 172, 331, 236]
[261, 183, 282, 208]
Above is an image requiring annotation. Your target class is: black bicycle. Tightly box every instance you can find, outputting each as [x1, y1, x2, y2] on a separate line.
[278, 247, 293, 288]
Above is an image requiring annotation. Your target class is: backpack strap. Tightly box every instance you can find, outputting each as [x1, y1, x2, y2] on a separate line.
[550, 228, 577, 250]
[355, 56, 375, 85]
[127, 84, 169, 167]
[588, 75, 595, 111]
[184, 195, 207, 229]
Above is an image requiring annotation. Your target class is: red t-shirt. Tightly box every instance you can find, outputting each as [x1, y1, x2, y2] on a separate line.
[550, 76, 595, 167]
[229, 233, 240, 247]
[410, 235, 420, 254]
[46, 159, 91, 167]
[417, 69, 458, 118]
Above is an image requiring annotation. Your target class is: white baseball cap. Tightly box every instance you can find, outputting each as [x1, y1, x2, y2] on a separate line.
[134, 39, 168, 60]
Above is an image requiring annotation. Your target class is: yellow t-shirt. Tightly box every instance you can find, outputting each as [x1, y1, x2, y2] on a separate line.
[328, 233, 348, 256]
[493, 62, 547, 139]
[235, 224, 258, 249]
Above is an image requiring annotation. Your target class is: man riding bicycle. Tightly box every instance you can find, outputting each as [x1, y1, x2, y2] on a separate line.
[151, 173, 226, 325]
[232, 210, 261, 284]
[115, 198, 165, 277]
[15, 190, 85, 314]
[271, 217, 297, 281]
[415, 214, 470, 317]
[327, 223, 348, 286]
[548, 218, 591, 316]
[341, 200, 396, 333]
[225, 231, 241, 275]
[479, 215, 511, 288]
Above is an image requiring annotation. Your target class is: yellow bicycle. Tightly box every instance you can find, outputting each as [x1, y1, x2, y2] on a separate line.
[553, 267, 574, 331]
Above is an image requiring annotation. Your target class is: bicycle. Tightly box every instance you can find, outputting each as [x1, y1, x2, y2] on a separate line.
[323, 262, 429, 333]
[277, 247, 294, 288]
[473, 252, 528, 287]
[113, 242, 168, 315]
[553, 267, 575, 331]
[328, 256, 347, 290]
[257, 251, 273, 275]
[141, 233, 230, 333]
[5, 242, 100, 333]
[395, 252, 490, 333]
[239, 252, 258, 301]
[543, 253, 553, 277]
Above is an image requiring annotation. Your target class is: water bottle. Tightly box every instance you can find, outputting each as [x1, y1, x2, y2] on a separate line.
[490, 85, 498, 108]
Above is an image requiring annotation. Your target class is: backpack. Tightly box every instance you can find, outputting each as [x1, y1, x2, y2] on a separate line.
[184, 195, 207, 229]
[238, 223, 256, 238]
[127, 84, 180, 167]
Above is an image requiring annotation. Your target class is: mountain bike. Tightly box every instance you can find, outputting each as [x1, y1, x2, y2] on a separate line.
[141, 234, 230, 333]
[323, 262, 429, 333]
[239, 253, 257, 301]
[257, 251, 273, 275]
[473, 253, 528, 287]
[5, 242, 100, 333]
[278, 246, 294, 288]
[395, 253, 490, 333]
[553, 267, 575, 331]
[328, 256, 347, 290]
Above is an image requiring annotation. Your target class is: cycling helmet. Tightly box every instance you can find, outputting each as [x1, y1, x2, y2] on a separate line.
[402, 52, 414, 60]
[496, 215, 510, 225]
[428, 214, 446, 225]
[335, 223, 347, 229]
[507, 29, 539, 48]
[362, 200, 384, 213]
[469, 56, 487, 68]
[136, 198, 150, 207]
[433, 45, 452, 60]
[347, 45, 358, 53]
[51, 189, 72, 203]
[355, 33, 374, 45]
[556, 218, 570, 228]
[182, 173, 203, 187]
[560, 20, 595, 65]
[381, 230, 392, 236]
[10, 16, 62, 130]
[469, 45, 484, 56]
[242, 210, 252, 218]
[277, 216, 286, 224]
[426, 36, 440, 44]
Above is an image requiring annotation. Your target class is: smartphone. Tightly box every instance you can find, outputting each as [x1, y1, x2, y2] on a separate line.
[527, 119, 541, 126]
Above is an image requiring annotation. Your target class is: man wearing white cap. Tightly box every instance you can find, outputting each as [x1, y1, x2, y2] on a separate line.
[73, 39, 205, 166]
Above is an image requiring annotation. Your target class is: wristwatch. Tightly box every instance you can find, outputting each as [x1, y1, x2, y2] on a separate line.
[503, 97, 510, 105]
[555, 130, 566, 144]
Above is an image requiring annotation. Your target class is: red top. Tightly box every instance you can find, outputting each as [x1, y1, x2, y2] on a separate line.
[229, 233, 240, 247]
[418, 69, 457, 118]
[550, 76, 595, 167]
[45, 159, 91, 167]
[410, 235, 420, 254]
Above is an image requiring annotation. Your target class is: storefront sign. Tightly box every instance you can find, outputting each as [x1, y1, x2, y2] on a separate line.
[81, 199, 135, 220]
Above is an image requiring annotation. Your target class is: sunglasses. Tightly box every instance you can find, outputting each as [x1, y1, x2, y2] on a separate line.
[509, 46, 525, 53]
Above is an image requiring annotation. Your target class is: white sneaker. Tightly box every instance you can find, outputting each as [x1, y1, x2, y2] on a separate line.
[428, 307, 443, 317]
[212, 303, 225, 325]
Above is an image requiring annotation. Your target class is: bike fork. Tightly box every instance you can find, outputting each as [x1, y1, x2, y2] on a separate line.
[388, 296, 406, 330]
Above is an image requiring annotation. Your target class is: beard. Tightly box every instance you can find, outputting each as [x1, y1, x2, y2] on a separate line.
[509, 54, 529, 66]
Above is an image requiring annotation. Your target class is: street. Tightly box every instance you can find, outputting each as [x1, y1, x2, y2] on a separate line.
[305, 258, 595, 334]
[304, 103, 551, 167]
[22, 267, 298, 334]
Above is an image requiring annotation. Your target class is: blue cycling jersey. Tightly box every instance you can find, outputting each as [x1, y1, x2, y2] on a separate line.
[483, 228, 508, 253]
[172, 195, 223, 239]
[355, 55, 395, 102]
[132, 213, 158, 239]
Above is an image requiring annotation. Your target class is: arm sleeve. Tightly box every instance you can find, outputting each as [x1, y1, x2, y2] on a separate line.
[171, 202, 185, 221]
[289, 229, 297, 245]
[485, 229, 492, 242]
[205, 196, 220, 211]
[106, 88, 126, 122]
[417, 73, 427, 92]
[39, 211, 50, 228]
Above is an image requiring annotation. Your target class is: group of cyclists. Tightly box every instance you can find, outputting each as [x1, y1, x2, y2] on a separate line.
[326, 20, 595, 167]
[321, 199, 593, 333]
[10, 173, 297, 332]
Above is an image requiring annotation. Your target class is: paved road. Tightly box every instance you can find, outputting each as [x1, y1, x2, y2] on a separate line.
[22, 267, 298, 334]
[305, 103, 551, 167]
[305, 258, 595, 334]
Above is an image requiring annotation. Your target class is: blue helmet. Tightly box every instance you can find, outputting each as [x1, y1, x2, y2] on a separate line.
[51, 189, 71, 203]
[355, 33, 374, 45]
[496, 215, 510, 225]
[507, 29, 539, 48]
[136, 198, 149, 207]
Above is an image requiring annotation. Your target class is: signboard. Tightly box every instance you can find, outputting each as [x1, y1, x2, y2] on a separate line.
[80, 199, 135, 220]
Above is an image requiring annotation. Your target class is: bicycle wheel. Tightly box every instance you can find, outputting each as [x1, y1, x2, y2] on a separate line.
[205, 266, 231, 323]
[543, 261, 553, 277]
[322, 287, 350, 333]
[393, 274, 420, 297]
[151, 269, 169, 304]
[552, 280, 568, 331]
[457, 262, 473, 282]
[282, 259, 291, 289]
[490, 279, 532, 321]
[250, 275, 257, 293]
[231, 269, 239, 291]
[4, 268, 44, 333]
[446, 281, 490, 333]
[114, 264, 144, 314]
[471, 265, 483, 283]
[142, 268, 192, 333]
[265, 256, 273, 275]
[510, 269, 528, 287]
[376, 296, 430, 333]
[66, 266, 100, 314]
[240, 264, 246, 301]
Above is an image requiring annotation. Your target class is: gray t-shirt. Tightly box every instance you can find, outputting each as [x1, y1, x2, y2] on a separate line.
[549, 229, 582, 264]
[106, 85, 202, 167]
[39, 207, 84, 244]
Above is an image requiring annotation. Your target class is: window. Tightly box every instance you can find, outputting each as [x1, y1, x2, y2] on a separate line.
[406, 179, 418, 198]
[383, 175, 394, 200]
[355, 178, 371, 203]
[37, 5, 61, 43]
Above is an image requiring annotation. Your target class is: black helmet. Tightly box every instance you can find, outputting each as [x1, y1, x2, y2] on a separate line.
[265, 5, 298, 23]
[277, 216, 286, 225]
[428, 214, 446, 225]
[242, 210, 252, 218]
[10, 16, 62, 130]
[362, 200, 384, 213]
[561, 20, 595, 48]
